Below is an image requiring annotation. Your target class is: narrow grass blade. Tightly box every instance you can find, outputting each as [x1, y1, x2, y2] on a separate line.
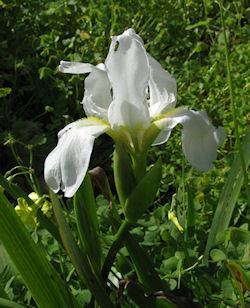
[0, 284, 9, 299]
[204, 128, 250, 262]
[74, 173, 102, 273]
[0, 192, 77, 308]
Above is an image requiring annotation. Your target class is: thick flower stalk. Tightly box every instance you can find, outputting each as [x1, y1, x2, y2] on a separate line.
[44, 28, 226, 198]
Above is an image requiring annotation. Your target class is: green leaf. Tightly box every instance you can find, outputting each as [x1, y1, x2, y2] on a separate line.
[74, 173, 102, 273]
[0, 298, 25, 308]
[50, 191, 114, 308]
[227, 260, 250, 292]
[125, 233, 167, 292]
[38, 67, 52, 79]
[125, 159, 162, 223]
[185, 19, 211, 30]
[36, 209, 62, 245]
[230, 228, 250, 246]
[0, 191, 76, 308]
[210, 249, 227, 262]
[204, 129, 250, 261]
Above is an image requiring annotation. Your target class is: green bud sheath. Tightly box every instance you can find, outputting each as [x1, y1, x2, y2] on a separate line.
[113, 143, 136, 206]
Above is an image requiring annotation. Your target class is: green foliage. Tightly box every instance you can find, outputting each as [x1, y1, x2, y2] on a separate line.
[0, 0, 249, 307]
[74, 173, 102, 274]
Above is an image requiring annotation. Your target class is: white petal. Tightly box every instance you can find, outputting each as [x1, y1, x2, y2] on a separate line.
[153, 108, 226, 171]
[123, 28, 144, 44]
[44, 119, 109, 197]
[105, 29, 150, 129]
[181, 111, 226, 171]
[152, 130, 172, 146]
[60, 128, 95, 197]
[148, 54, 177, 117]
[82, 64, 112, 120]
[59, 61, 94, 74]
[44, 139, 63, 193]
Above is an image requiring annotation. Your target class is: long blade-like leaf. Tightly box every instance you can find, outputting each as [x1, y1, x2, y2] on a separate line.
[74, 173, 102, 274]
[204, 128, 250, 261]
[0, 192, 77, 308]
[0, 298, 26, 308]
[51, 191, 115, 308]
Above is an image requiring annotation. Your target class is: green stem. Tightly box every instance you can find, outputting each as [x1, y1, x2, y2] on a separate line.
[219, 1, 250, 204]
[101, 219, 132, 281]
[9, 144, 34, 191]
[132, 152, 147, 183]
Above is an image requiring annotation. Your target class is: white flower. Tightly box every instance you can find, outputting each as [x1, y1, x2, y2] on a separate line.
[44, 29, 226, 197]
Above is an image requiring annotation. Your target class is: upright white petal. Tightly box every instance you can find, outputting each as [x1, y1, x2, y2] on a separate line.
[105, 29, 150, 129]
[59, 61, 94, 74]
[153, 108, 226, 171]
[44, 118, 109, 197]
[82, 63, 112, 120]
[148, 54, 177, 117]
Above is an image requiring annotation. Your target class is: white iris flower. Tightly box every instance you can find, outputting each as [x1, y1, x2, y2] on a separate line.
[44, 29, 226, 197]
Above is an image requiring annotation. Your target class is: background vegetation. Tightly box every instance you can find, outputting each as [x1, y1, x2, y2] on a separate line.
[0, 0, 249, 307]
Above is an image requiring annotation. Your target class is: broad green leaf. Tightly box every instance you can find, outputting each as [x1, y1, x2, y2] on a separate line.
[125, 159, 162, 223]
[210, 249, 227, 262]
[0, 191, 77, 308]
[230, 227, 250, 246]
[74, 173, 102, 273]
[204, 129, 250, 261]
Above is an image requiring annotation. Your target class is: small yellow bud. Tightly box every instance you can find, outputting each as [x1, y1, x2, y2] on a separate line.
[15, 198, 38, 229]
[28, 192, 39, 202]
[168, 211, 184, 233]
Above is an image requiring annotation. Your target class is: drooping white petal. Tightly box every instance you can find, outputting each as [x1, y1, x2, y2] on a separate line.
[44, 118, 109, 197]
[181, 111, 226, 171]
[82, 63, 112, 120]
[59, 61, 94, 74]
[44, 139, 63, 193]
[105, 29, 150, 129]
[59, 128, 95, 197]
[153, 108, 226, 171]
[148, 54, 177, 117]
